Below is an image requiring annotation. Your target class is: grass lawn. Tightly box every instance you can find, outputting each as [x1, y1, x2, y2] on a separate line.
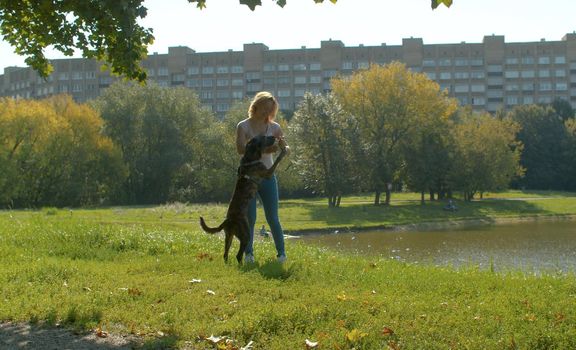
[1, 191, 575, 349]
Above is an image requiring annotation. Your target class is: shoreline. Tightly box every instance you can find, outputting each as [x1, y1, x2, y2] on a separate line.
[286, 213, 576, 237]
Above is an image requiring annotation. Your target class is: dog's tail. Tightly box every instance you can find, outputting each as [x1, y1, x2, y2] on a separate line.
[199, 217, 227, 234]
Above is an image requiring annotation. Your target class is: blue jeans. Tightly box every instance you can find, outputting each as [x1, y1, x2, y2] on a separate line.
[245, 175, 286, 258]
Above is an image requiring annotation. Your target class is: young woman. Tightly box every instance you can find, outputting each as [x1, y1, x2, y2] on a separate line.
[236, 91, 289, 263]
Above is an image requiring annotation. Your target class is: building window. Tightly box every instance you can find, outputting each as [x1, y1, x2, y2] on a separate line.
[216, 91, 229, 99]
[521, 70, 535, 78]
[231, 79, 243, 86]
[323, 70, 337, 78]
[157, 80, 169, 87]
[504, 71, 519, 79]
[58, 73, 69, 80]
[358, 61, 369, 69]
[454, 85, 469, 93]
[487, 65, 503, 72]
[246, 83, 262, 92]
[157, 67, 169, 76]
[523, 96, 534, 104]
[505, 84, 520, 91]
[263, 64, 276, 72]
[440, 72, 452, 80]
[438, 59, 451, 66]
[278, 77, 290, 85]
[246, 72, 261, 81]
[200, 91, 212, 99]
[455, 58, 468, 66]
[425, 72, 436, 80]
[469, 59, 484, 66]
[310, 63, 321, 71]
[187, 67, 199, 75]
[277, 89, 291, 97]
[555, 69, 566, 78]
[202, 66, 214, 74]
[173, 74, 185, 82]
[216, 103, 229, 112]
[506, 96, 519, 105]
[310, 76, 322, 84]
[231, 66, 243, 74]
[278, 64, 290, 72]
[539, 82, 552, 91]
[216, 79, 229, 87]
[202, 79, 213, 88]
[521, 57, 535, 65]
[556, 82, 568, 91]
[422, 59, 435, 67]
[295, 89, 306, 97]
[538, 96, 552, 103]
[471, 97, 485, 105]
[505, 57, 519, 65]
[232, 91, 243, 99]
[471, 84, 485, 92]
[554, 56, 566, 64]
[86, 71, 96, 79]
[342, 62, 353, 70]
[470, 71, 485, 79]
[72, 72, 83, 80]
[457, 96, 468, 105]
[539, 70, 550, 78]
[217, 66, 229, 74]
[293, 63, 307, 71]
[454, 72, 469, 79]
[538, 57, 550, 65]
[186, 79, 200, 88]
[522, 83, 534, 91]
[294, 76, 307, 84]
[72, 84, 82, 92]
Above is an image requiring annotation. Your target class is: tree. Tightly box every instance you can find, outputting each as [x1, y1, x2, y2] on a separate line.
[332, 62, 454, 205]
[93, 81, 213, 204]
[1, 0, 452, 81]
[290, 93, 354, 207]
[507, 104, 570, 190]
[449, 111, 523, 201]
[0, 95, 126, 207]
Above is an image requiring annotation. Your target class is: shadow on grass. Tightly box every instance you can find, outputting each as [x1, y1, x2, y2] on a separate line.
[295, 198, 550, 230]
[0, 322, 141, 350]
[241, 260, 296, 280]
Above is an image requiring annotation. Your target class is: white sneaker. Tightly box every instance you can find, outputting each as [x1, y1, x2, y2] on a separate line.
[244, 254, 255, 264]
[277, 255, 287, 263]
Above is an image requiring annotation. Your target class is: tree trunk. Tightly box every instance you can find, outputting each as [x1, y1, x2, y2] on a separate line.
[429, 190, 435, 201]
[336, 195, 341, 207]
[420, 191, 425, 205]
[374, 190, 381, 206]
[385, 188, 391, 206]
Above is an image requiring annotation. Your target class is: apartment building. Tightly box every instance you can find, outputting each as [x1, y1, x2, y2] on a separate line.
[2, 33, 576, 115]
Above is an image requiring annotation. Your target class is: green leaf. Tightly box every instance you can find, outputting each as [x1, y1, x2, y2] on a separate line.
[239, 0, 262, 11]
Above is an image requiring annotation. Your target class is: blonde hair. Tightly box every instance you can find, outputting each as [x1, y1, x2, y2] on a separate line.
[248, 91, 278, 121]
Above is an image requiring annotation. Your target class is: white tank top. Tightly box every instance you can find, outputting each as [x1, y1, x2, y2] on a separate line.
[238, 119, 281, 169]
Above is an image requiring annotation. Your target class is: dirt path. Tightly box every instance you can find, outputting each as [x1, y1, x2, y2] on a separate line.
[0, 322, 140, 350]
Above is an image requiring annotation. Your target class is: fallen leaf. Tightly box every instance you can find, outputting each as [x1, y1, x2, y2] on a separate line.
[240, 340, 254, 350]
[95, 327, 108, 338]
[207, 289, 216, 295]
[128, 288, 142, 296]
[346, 328, 368, 343]
[206, 334, 226, 344]
[382, 327, 394, 336]
[305, 339, 319, 349]
[197, 252, 213, 261]
[189, 279, 202, 283]
[83, 286, 92, 292]
[337, 293, 348, 301]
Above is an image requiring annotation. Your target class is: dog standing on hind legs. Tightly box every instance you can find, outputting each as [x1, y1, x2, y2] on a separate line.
[199, 135, 287, 264]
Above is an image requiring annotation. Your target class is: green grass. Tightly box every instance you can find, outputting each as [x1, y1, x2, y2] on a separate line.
[1, 191, 576, 349]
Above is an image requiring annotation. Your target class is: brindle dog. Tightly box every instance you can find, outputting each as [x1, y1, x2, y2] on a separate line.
[200, 135, 287, 263]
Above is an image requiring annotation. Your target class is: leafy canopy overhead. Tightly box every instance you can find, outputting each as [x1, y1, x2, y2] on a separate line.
[0, 0, 452, 81]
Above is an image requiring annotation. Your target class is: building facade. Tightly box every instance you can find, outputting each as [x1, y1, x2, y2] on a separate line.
[2, 33, 576, 115]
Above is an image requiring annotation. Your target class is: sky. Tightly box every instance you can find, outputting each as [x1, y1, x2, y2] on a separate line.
[1, 0, 576, 73]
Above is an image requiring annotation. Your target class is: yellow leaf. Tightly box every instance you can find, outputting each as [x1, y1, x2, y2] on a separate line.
[346, 328, 368, 343]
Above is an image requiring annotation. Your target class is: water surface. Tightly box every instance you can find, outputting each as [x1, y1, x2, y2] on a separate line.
[299, 221, 576, 273]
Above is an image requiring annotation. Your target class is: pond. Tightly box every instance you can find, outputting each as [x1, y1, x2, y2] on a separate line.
[298, 221, 576, 273]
